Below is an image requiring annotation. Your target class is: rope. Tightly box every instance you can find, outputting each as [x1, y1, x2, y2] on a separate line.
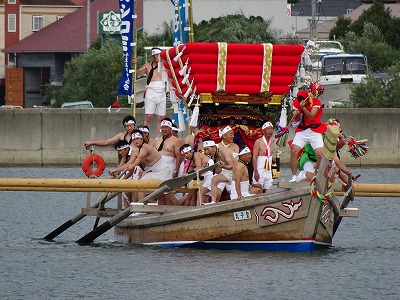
[309, 176, 334, 202]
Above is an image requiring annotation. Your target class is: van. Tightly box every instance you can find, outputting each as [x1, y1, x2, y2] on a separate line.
[61, 101, 93, 108]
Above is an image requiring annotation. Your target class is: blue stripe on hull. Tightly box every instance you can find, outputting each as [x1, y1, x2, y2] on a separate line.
[144, 241, 331, 252]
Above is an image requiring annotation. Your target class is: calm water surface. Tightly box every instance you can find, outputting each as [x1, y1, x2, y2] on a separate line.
[0, 167, 399, 299]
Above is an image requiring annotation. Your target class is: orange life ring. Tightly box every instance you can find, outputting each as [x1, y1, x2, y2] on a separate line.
[82, 154, 106, 177]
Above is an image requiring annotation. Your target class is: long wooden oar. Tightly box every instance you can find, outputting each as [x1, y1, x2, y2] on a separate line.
[44, 172, 128, 241]
[44, 191, 119, 241]
[76, 164, 217, 244]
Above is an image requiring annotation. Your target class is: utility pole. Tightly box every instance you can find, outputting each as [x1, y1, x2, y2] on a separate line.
[86, 0, 90, 49]
[310, 0, 317, 38]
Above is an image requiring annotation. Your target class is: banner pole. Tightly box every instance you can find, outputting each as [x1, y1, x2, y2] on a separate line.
[131, 0, 139, 118]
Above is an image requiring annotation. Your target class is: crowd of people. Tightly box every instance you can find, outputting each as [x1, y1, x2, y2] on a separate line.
[84, 50, 357, 206]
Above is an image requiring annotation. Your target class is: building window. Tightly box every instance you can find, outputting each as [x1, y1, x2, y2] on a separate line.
[8, 14, 16, 32]
[32, 16, 44, 31]
[347, 9, 353, 14]
[8, 0, 17, 4]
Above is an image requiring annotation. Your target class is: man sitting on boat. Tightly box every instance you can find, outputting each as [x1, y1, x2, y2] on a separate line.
[202, 138, 235, 204]
[218, 125, 239, 154]
[231, 147, 253, 200]
[252, 121, 275, 192]
[289, 87, 327, 182]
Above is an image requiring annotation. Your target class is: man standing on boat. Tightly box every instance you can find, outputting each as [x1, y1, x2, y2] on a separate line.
[154, 118, 182, 178]
[289, 88, 327, 182]
[135, 48, 167, 135]
[231, 147, 253, 200]
[252, 121, 275, 191]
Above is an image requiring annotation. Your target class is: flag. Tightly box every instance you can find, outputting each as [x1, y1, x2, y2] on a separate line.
[117, 0, 135, 95]
[172, 0, 187, 46]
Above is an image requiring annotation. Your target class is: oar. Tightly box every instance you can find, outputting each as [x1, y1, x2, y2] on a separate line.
[76, 164, 217, 244]
[43, 171, 128, 241]
[333, 175, 353, 235]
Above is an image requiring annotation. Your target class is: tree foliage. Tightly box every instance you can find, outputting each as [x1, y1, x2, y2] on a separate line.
[45, 39, 123, 108]
[340, 23, 400, 72]
[328, 16, 351, 40]
[194, 13, 279, 44]
[351, 63, 400, 108]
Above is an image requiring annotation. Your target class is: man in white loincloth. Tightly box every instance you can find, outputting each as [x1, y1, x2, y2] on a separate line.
[135, 47, 167, 134]
[218, 125, 239, 154]
[154, 118, 182, 178]
[230, 147, 253, 200]
[202, 138, 235, 204]
[252, 121, 275, 192]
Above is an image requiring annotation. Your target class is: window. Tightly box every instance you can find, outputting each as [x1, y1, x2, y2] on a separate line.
[8, 0, 16, 4]
[8, 14, 16, 32]
[347, 9, 353, 14]
[32, 16, 44, 31]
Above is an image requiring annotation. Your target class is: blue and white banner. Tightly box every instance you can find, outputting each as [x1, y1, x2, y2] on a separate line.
[172, 0, 187, 46]
[117, 0, 135, 95]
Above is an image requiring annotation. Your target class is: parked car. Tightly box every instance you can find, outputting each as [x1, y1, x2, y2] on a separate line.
[61, 101, 93, 108]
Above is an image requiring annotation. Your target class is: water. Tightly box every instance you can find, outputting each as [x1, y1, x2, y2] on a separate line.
[0, 167, 399, 299]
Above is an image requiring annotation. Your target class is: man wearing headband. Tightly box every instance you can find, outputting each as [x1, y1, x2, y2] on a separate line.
[252, 121, 275, 191]
[202, 137, 235, 204]
[230, 147, 253, 200]
[289, 89, 326, 182]
[84, 115, 136, 149]
[218, 125, 239, 154]
[137, 124, 156, 146]
[135, 47, 167, 135]
[155, 117, 182, 178]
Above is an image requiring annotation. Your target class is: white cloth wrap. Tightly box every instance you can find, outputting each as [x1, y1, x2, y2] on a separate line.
[145, 81, 166, 116]
[141, 156, 172, 180]
[253, 156, 273, 190]
[230, 181, 252, 200]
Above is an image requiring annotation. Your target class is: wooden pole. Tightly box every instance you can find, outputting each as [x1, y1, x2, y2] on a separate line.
[131, 0, 138, 117]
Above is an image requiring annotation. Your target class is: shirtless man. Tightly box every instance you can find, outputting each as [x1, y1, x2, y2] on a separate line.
[161, 144, 211, 206]
[202, 138, 235, 204]
[84, 115, 136, 148]
[154, 118, 182, 178]
[252, 121, 275, 192]
[137, 125, 155, 146]
[135, 47, 166, 133]
[218, 125, 239, 154]
[230, 147, 253, 200]
[183, 125, 202, 152]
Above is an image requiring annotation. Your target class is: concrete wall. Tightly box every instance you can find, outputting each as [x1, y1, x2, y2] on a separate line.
[0, 108, 399, 167]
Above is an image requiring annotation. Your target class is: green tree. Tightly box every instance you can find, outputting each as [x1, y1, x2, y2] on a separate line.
[45, 39, 124, 107]
[194, 13, 279, 44]
[350, 62, 400, 108]
[340, 23, 399, 72]
[329, 16, 351, 40]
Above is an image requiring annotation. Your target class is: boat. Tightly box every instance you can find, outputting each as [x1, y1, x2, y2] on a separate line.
[109, 42, 358, 252]
[112, 124, 355, 252]
[306, 40, 345, 70]
[318, 53, 368, 107]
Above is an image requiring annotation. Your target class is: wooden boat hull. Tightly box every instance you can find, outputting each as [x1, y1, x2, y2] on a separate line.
[115, 184, 337, 252]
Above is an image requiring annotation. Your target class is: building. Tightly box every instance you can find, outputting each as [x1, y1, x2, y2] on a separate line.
[0, 0, 87, 106]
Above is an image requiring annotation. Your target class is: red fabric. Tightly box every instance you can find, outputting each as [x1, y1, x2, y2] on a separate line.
[197, 124, 263, 153]
[293, 97, 327, 134]
[161, 42, 304, 97]
[110, 100, 121, 108]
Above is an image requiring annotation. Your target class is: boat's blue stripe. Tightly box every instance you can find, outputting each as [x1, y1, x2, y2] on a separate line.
[142, 241, 331, 252]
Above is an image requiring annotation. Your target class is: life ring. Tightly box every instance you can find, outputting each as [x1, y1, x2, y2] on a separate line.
[82, 154, 106, 177]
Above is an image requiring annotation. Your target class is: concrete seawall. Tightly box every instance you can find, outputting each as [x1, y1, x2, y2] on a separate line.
[0, 108, 399, 167]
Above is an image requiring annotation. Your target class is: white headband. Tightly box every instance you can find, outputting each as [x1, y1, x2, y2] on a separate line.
[124, 120, 136, 125]
[116, 144, 130, 151]
[203, 140, 216, 148]
[262, 121, 273, 130]
[152, 48, 161, 56]
[131, 132, 143, 140]
[138, 127, 149, 133]
[219, 126, 232, 137]
[172, 126, 179, 132]
[180, 146, 192, 155]
[233, 147, 251, 158]
[160, 120, 173, 128]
